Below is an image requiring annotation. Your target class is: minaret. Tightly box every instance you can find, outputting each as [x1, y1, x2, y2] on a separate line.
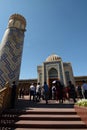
[0, 14, 26, 88]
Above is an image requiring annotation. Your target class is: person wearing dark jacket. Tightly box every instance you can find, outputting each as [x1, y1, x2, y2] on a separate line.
[11, 81, 17, 108]
[55, 80, 64, 103]
[43, 81, 49, 104]
[68, 81, 76, 103]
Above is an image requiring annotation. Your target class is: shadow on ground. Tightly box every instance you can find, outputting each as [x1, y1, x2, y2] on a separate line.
[15, 97, 74, 110]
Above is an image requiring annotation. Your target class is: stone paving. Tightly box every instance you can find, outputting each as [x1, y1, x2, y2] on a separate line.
[15, 95, 75, 110]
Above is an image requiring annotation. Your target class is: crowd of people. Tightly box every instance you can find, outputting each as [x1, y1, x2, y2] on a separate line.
[4, 79, 87, 109]
[18, 80, 87, 104]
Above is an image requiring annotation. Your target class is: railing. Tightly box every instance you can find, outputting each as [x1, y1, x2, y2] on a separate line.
[0, 82, 11, 114]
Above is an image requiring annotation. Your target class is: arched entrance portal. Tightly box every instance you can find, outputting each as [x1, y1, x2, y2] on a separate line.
[48, 68, 58, 87]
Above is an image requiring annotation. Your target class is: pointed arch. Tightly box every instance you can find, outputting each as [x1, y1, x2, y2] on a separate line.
[48, 68, 58, 78]
[48, 68, 58, 87]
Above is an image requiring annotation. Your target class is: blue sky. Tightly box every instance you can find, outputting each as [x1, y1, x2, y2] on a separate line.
[0, 0, 87, 79]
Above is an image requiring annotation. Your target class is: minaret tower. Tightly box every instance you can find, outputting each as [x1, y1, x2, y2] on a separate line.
[0, 14, 26, 88]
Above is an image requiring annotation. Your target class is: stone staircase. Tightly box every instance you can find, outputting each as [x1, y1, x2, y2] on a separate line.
[0, 106, 87, 130]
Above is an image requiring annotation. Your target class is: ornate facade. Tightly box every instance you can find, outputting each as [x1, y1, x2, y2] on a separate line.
[37, 54, 75, 87]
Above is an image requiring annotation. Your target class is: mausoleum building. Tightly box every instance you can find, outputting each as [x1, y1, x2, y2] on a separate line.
[37, 54, 75, 87]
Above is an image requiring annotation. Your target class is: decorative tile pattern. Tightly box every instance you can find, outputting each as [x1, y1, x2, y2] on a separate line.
[0, 28, 25, 88]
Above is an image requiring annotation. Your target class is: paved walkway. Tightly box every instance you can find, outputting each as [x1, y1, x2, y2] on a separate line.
[15, 95, 74, 110]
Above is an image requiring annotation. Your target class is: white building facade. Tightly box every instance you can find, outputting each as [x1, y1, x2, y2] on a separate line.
[37, 54, 75, 87]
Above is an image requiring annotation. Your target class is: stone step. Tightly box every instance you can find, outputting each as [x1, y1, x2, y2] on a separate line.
[15, 120, 87, 129]
[1, 107, 87, 129]
[14, 128, 87, 130]
[1, 120, 86, 129]
[2, 108, 77, 115]
[0, 114, 81, 121]
[18, 114, 81, 121]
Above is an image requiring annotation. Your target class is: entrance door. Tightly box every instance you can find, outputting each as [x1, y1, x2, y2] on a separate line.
[48, 68, 58, 87]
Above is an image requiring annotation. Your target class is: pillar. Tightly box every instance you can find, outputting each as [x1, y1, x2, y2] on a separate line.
[0, 14, 26, 88]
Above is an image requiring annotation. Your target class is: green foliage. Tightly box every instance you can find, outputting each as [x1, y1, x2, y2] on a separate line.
[75, 99, 87, 107]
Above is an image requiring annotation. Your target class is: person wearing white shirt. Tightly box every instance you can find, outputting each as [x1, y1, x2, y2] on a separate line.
[29, 83, 35, 101]
[36, 82, 41, 101]
[52, 84, 56, 100]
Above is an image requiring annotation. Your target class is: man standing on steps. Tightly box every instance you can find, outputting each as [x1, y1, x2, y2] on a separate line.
[11, 81, 17, 108]
[36, 82, 41, 101]
[68, 81, 77, 103]
[43, 81, 49, 104]
[29, 83, 36, 101]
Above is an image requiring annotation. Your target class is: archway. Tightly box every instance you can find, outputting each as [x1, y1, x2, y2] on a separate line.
[48, 68, 58, 87]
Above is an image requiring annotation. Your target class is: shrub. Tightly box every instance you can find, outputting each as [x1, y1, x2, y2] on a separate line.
[75, 99, 87, 107]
